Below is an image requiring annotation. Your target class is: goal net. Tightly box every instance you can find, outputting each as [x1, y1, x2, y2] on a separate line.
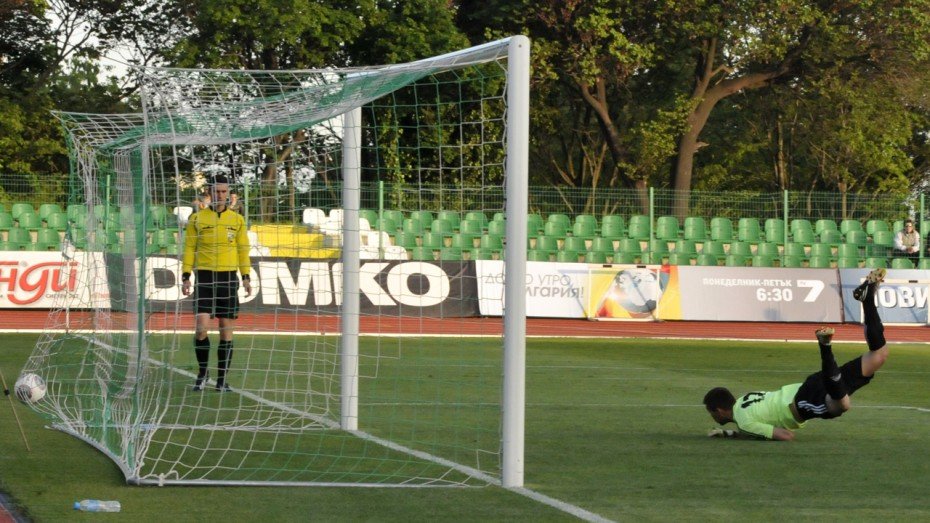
[23, 37, 529, 487]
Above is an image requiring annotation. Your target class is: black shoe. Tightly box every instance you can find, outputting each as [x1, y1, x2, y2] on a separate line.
[193, 377, 206, 392]
[215, 382, 231, 392]
[854, 268, 886, 302]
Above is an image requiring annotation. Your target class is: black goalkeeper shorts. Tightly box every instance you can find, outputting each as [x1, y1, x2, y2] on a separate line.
[194, 270, 240, 319]
[794, 356, 872, 420]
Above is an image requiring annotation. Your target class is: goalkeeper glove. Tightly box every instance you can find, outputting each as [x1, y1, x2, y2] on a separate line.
[708, 428, 737, 438]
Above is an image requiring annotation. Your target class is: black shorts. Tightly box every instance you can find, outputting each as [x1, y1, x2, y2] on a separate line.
[194, 270, 240, 319]
[794, 356, 872, 420]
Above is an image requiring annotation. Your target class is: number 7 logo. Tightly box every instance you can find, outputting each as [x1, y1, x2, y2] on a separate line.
[796, 280, 824, 302]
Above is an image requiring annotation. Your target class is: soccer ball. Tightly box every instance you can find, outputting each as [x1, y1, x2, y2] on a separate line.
[14, 373, 46, 403]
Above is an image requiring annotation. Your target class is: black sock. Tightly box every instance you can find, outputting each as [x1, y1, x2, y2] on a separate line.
[217, 340, 233, 385]
[862, 285, 886, 351]
[195, 336, 210, 379]
[819, 341, 848, 399]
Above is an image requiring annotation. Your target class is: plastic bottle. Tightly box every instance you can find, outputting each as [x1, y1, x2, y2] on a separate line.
[73, 500, 121, 512]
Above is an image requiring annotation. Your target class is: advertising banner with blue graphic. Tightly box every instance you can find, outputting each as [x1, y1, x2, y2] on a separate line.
[840, 269, 930, 324]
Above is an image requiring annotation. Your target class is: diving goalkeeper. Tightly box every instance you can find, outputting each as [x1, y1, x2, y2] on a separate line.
[703, 268, 889, 441]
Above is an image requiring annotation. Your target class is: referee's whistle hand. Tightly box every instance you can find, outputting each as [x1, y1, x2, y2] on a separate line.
[182, 280, 191, 296]
[243, 280, 252, 296]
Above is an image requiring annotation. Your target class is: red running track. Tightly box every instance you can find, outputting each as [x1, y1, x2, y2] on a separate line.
[0, 310, 927, 343]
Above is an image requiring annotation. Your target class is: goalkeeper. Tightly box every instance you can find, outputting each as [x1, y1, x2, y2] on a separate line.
[181, 175, 252, 392]
[703, 268, 889, 441]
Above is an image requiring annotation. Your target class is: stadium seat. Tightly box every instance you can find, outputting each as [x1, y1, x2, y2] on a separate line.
[784, 242, 806, 258]
[409, 210, 433, 226]
[696, 253, 718, 266]
[837, 256, 859, 268]
[709, 217, 733, 241]
[402, 218, 425, 235]
[647, 239, 669, 255]
[469, 248, 495, 261]
[376, 217, 398, 233]
[383, 209, 405, 226]
[435, 210, 460, 228]
[866, 219, 889, 236]
[840, 219, 863, 235]
[421, 231, 444, 250]
[655, 216, 679, 241]
[431, 219, 454, 235]
[575, 214, 597, 228]
[737, 218, 761, 242]
[809, 243, 833, 258]
[34, 228, 60, 250]
[438, 247, 462, 261]
[891, 257, 914, 269]
[546, 213, 571, 229]
[782, 255, 803, 268]
[410, 246, 434, 261]
[154, 229, 178, 248]
[563, 236, 587, 253]
[556, 250, 580, 263]
[302, 208, 326, 226]
[674, 239, 698, 257]
[667, 252, 692, 266]
[527, 249, 551, 262]
[480, 233, 503, 250]
[543, 221, 568, 239]
[591, 237, 614, 254]
[149, 205, 168, 227]
[618, 238, 642, 256]
[7, 227, 30, 246]
[328, 209, 344, 225]
[725, 254, 747, 267]
[586, 251, 608, 263]
[11, 203, 34, 221]
[815, 219, 838, 235]
[0, 212, 12, 232]
[837, 243, 860, 259]
[600, 220, 625, 241]
[17, 212, 41, 231]
[683, 217, 706, 241]
[702, 240, 726, 257]
[464, 211, 489, 228]
[45, 212, 68, 232]
[845, 230, 867, 246]
[892, 220, 904, 235]
[819, 230, 842, 245]
[613, 251, 637, 264]
[792, 227, 815, 245]
[919, 258, 930, 270]
[571, 220, 596, 240]
[729, 241, 753, 257]
[756, 242, 779, 258]
[534, 235, 559, 253]
[491, 212, 505, 223]
[459, 219, 484, 236]
[865, 257, 888, 269]
[38, 203, 63, 221]
[751, 255, 774, 267]
[808, 255, 833, 268]
[393, 231, 418, 249]
[627, 215, 651, 239]
[526, 214, 544, 235]
[764, 218, 786, 244]
[487, 220, 506, 236]
[359, 209, 379, 226]
[601, 215, 624, 232]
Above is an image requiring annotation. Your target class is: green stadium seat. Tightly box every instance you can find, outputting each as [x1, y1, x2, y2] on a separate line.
[154, 229, 178, 248]
[17, 212, 41, 231]
[601, 215, 624, 232]
[866, 219, 889, 236]
[546, 213, 571, 229]
[393, 231, 418, 249]
[845, 230, 867, 246]
[527, 249, 551, 262]
[725, 254, 747, 267]
[674, 239, 698, 257]
[892, 257, 914, 269]
[837, 243, 860, 259]
[696, 253, 718, 266]
[737, 218, 761, 242]
[613, 251, 637, 264]
[586, 251, 608, 263]
[571, 220, 596, 239]
[383, 209, 405, 226]
[11, 203, 34, 221]
[8, 227, 31, 246]
[38, 203, 63, 221]
[563, 236, 587, 253]
[534, 235, 559, 253]
[764, 218, 786, 244]
[492, 212, 506, 223]
[810, 243, 833, 258]
[756, 242, 779, 258]
[819, 230, 842, 244]
[421, 231, 445, 249]
[667, 252, 692, 266]
[729, 241, 753, 257]
[436, 210, 461, 229]
[469, 248, 495, 261]
[376, 217, 398, 233]
[410, 246, 434, 261]
[791, 219, 813, 235]
[591, 237, 614, 253]
[409, 210, 433, 226]
[438, 247, 462, 261]
[837, 256, 859, 268]
[526, 214, 544, 235]
[459, 219, 484, 235]
[784, 242, 806, 258]
[149, 205, 168, 226]
[543, 221, 568, 239]
[487, 220, 506, 236]
[782, 255, 803, 268]
[67, 204, 87, 222]
[600, 220, 625, 240]
[647, 239, 669, 255]
[840, 219, 863, 235]
[710, 217, 733, 241]
[45, 212, 68, 231]
[556, 250, 580, 263]
[480, 233, 503, 250]
[865, 257, 888, 269]
[465, 211, 489, 228]
[683, 216, 707, 241]
[618, 238, 642, 256]
[452, 232, 478, 249]
[702, 240, 726, 257]
[892, 220, 904, 235]
[575, 214, 597, 228]
[402, 218, 425, 235]
[751, 255, 775, 267]
[815, 219, 838, 234]
[919, 258, 930, 270]
[68, 228, 87, 249]
[808, 255, 833, 268]
[431, 219, 454, 235]
[359, 209, 379, 226]
[0, 212, 12, 231]
[627, 215, 651, 240]
[655, 216, 679, 241]
[793, 227, 815, 245]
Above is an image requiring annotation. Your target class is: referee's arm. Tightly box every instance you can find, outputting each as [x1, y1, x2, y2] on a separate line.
[181, 214, 198, 295]
[236, 215, 252, 295]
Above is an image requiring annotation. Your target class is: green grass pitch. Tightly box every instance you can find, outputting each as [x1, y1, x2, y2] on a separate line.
[1, 332, 928, 521]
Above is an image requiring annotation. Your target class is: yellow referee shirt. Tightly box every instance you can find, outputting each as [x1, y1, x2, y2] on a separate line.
[181, 208, 251, 276]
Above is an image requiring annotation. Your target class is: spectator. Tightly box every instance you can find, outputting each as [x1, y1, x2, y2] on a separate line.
[893, 218, 920, 262]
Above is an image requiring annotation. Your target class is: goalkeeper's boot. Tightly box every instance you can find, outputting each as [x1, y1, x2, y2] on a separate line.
[193, 376, 206, 392]
[853, 268, 886, 302]
[815, 326, 835, 345]
[215, 381, 232, 393]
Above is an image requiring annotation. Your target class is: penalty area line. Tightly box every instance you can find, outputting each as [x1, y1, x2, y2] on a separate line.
[507, 486, 615, 523]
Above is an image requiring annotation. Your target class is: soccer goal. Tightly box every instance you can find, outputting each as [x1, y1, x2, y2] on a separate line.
[25, 36, 529, 488]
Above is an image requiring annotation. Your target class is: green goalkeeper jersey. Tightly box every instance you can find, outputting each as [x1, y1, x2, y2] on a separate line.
[732, 383, 806, 440]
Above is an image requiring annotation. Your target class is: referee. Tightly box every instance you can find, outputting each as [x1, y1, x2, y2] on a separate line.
[181, 175, 252, 392]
